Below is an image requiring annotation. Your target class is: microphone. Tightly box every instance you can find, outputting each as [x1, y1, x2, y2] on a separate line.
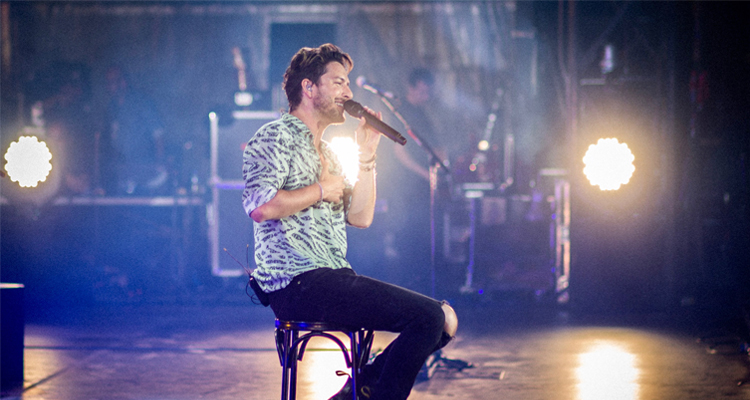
[343, 100, 407, 146]
[356, 76, 396, 99]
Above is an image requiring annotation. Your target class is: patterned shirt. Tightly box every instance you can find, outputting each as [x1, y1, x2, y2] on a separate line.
[242, 113, 352, 292]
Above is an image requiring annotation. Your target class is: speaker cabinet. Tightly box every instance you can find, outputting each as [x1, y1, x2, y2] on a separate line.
[208, 110, 279, 277]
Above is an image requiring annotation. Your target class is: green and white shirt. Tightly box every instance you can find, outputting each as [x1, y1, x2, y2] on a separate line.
[242, 113, 352, 292]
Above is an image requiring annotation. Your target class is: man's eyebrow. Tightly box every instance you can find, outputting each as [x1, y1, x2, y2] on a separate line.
[333, 76, 349, 84]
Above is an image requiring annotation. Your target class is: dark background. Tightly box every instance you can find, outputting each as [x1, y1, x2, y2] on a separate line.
[1, 2, 748, 337]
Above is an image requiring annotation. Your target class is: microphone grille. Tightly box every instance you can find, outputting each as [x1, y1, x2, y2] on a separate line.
[343, 100, 362, 116]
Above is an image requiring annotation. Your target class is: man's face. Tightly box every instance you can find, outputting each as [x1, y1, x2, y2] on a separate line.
[312, 61, 353, 125]
[408, 80, 432, 106]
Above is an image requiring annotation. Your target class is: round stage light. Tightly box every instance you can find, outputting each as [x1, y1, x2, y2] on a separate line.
[4, 136, 53, 188]
[477, 140, 490, 151]
[327, 136, 360, 185]
[582, 138, 635, 191]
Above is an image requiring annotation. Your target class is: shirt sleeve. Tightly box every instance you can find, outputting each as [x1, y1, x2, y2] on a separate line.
[242, 123, 290, 217]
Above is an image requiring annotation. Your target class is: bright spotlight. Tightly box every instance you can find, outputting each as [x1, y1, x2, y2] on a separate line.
[4, 136, 53, 188]
[327, 136, 360, 185]
[477, 140, 490, 151]
[582, 138, 635, 191]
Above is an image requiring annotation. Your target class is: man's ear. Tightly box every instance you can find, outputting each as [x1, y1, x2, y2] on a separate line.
[302, 79, 314, 97]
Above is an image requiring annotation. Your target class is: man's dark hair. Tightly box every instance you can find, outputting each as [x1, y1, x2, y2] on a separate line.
[408, 68, 435, 88]
[283, 43, 353, 112]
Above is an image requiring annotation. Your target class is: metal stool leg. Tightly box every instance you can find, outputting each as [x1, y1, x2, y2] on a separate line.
[277, 328, 299, 400]
[289, 330, 300, 400]
[349, 332, 358, 400]
[279, 328, 291, 400]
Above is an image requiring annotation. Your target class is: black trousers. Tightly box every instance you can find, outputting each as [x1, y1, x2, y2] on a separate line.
[268, 267, 446, 400]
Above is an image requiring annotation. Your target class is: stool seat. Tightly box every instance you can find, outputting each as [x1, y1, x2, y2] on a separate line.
[276, 320, 365, 332]
[274, 319, 374, 400]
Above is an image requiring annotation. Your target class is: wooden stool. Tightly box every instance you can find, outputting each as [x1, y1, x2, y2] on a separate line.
[275, 320, 374, 400]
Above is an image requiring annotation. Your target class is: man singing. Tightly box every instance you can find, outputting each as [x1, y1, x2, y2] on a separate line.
[242, 43, 457, 400]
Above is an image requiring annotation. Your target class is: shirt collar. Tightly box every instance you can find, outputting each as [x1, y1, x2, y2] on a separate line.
[282, 113, 314, 144]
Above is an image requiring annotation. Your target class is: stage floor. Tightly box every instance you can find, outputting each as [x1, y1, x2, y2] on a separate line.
[3, 300, 750, 400]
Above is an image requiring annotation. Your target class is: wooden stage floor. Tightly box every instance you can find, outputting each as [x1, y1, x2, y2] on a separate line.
[3, 299, 750, 400]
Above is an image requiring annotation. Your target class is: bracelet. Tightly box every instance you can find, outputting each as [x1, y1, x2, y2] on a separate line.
[359, 162, 376, 172]
[317, 182, 324, 202]
[359, 154, 376, 172]
[358, 154, 377, 164]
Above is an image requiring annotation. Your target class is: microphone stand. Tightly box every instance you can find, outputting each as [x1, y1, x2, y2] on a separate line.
[377, 95, 472, 380]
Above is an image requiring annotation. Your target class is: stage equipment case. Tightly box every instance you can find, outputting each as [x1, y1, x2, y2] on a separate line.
[208, 110, 279, 277]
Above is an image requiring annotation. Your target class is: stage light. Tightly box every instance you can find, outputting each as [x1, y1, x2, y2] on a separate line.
[582, 138, 635, 191]
[234, 91, 253, 107]
[600, 44, 616, 75]
[4, 135, 53, 188]
[327, 136, 360, 185]
[477, 140, 490, 151]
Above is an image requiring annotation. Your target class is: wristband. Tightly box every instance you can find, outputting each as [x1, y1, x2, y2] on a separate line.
[359, 154, 377, 172]
[358, 154, 377, 164]
[317, 182, 324, 202]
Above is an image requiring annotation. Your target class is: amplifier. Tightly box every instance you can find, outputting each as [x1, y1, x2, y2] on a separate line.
[208, 110, 279, 277]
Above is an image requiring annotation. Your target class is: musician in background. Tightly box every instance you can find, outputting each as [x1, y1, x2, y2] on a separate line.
[387, 68, 441, 294]
[394, 68, 437, 182]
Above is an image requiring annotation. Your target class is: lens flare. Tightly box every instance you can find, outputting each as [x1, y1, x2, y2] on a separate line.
[582, 138, 635, 191]
[327, 136, 360, 185]
[4, 136, 53, 188]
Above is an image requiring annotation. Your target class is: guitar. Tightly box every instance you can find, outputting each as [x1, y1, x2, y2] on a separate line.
[232, 47, 253, 107]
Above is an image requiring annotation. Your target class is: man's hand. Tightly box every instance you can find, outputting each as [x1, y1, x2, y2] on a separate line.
[355, 107, 382, 160]
[320, 156, 345, 203]
[345, 107, 381, 228]
[249, 158, 344, 222]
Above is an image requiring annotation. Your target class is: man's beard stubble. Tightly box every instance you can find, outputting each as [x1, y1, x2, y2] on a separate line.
[313, 93, 345, 125]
